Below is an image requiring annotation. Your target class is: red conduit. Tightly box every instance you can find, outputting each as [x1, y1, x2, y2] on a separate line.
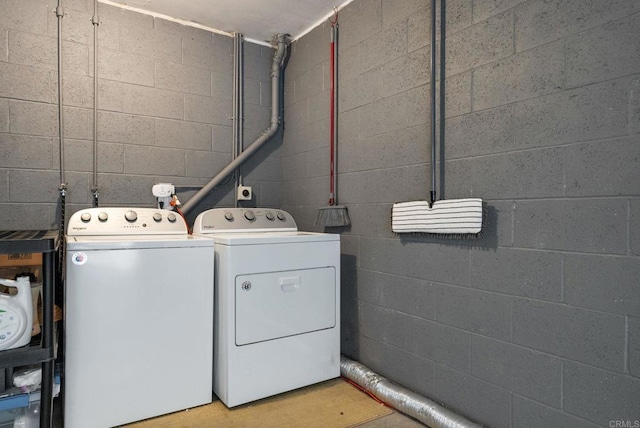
[328, 15, 337, 207]
[329, 8, 338, 206]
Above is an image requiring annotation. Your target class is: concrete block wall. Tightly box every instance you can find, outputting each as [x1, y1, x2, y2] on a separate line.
[0, 0, 278, 229]
[282, 0, 640, 426]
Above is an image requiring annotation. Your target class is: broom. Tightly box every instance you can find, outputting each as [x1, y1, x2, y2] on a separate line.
[317, 12, 350, 227]
[392, 0, 483, 238]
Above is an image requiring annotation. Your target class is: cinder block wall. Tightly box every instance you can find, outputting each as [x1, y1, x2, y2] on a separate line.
[283, 0, 640, 427]
[0, 0, 279, 229]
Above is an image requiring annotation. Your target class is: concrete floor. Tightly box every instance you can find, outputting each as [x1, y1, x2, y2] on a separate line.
[357, 412, 426, 427]
[53, 396, 427, 427]
[53, 403, 425, 427]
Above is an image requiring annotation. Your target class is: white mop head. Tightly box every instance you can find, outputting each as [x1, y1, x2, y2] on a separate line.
[392, 198, 483, 235]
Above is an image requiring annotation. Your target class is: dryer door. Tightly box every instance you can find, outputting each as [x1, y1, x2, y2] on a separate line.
[235, 267, 336, 345]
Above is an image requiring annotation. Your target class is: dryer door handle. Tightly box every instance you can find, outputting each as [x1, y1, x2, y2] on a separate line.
[280, 276, 301, 292]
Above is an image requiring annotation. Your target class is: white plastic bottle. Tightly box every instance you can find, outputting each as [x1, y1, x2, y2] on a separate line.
[0, 276, 33, 351]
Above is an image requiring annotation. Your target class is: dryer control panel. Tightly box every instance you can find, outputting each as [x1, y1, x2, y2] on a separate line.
[193, 208, 298, 233]
[67, 208, 187, 236]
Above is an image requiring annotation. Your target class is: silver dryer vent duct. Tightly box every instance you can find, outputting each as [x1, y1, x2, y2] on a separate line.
[340, 357, 483, 428]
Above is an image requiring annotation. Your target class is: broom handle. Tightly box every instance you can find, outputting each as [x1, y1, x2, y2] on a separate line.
[329, 23, 338, 206]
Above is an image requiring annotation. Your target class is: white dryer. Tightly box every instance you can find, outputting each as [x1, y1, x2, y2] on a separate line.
[65, 208, 214, 428]
[193, 208, 340, 407]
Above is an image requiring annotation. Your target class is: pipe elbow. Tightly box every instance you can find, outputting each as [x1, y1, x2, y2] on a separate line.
[181, 34, 288, 215]
[273, 34, 287, 61]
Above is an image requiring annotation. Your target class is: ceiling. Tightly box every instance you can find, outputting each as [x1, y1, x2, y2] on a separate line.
[101, 0, 350, 44]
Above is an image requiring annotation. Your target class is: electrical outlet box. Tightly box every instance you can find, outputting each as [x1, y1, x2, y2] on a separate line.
[237, 186, 252, 201]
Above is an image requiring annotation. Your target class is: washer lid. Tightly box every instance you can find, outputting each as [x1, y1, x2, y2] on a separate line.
[66, 234, 214, 250]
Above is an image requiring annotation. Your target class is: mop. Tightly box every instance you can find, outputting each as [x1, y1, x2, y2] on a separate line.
[392, 0, 483, 237]
[317, 10, 350, 227]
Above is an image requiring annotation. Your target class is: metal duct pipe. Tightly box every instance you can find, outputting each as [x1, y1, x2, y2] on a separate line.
[53, 5, 67, 424]
[91, 0, 99, 206]
[232, 33, 239, 207]
[56, 0, 67, 286]
[238, 33, 245, 188]
[340, 357, 482, 428]
[182, 34, 287, 215]
[56, 0, 66, 194]
[232, 33, 245, 208]
[429, 0, 437, 206]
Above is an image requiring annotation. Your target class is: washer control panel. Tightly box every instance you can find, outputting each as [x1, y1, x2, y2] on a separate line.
[194, 208, 297, 233]
[67, 208, 186, 236]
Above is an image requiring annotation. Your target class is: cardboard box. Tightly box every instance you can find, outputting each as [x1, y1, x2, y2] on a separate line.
[0, 253, 42, 268]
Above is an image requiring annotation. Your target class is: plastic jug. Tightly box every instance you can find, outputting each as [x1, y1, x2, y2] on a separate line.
[0, 277, 33, 351]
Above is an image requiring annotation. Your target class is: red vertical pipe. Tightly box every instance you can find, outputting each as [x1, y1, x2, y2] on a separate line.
[329, 27, 336, 206]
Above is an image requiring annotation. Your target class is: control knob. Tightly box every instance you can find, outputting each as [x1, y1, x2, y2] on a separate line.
[80, 212, 91, 223]
[167, 213, 177, 223]
[277, 212, 286, 221]
[244, 210, 255, 221]
[224, 212, 234, 221]
[153, 213, 162, 222]
[265, 212, 275, 221]
[98, 212, 108, 222]
[124, 210, 137, 222]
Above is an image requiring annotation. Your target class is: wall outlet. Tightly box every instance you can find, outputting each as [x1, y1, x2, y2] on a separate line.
[237, 186, 252, 201]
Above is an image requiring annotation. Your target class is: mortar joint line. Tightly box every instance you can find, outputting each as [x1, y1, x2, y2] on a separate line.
[628, 199, 631, 256]
[560, 254, 565, 303]
[509, 298, 514, 341]
[629, 81, 636, 138]
[512, 10, 516, 55]
[468, 333, 473, 374]
[624, 316, 630, 374]
[508, 392, 513, 428]
[562, 38, 568, 90]
[511, 200, 516, 247]
[560, 361, 564, 410]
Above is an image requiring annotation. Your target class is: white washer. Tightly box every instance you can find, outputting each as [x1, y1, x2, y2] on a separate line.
[193, 208, 340, 407]
[64, 208, 214, 428]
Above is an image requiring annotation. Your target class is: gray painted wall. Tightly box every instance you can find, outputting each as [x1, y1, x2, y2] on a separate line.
[2, 0, 639, 426]
[0, 0, 280, 229]
[283, 0, 640, 427]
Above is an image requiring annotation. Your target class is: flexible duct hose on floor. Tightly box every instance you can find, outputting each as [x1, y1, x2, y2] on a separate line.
[341, 357, 482, 428]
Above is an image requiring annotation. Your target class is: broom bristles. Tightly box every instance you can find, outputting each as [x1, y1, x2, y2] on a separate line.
[316, 205, 350, 227]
